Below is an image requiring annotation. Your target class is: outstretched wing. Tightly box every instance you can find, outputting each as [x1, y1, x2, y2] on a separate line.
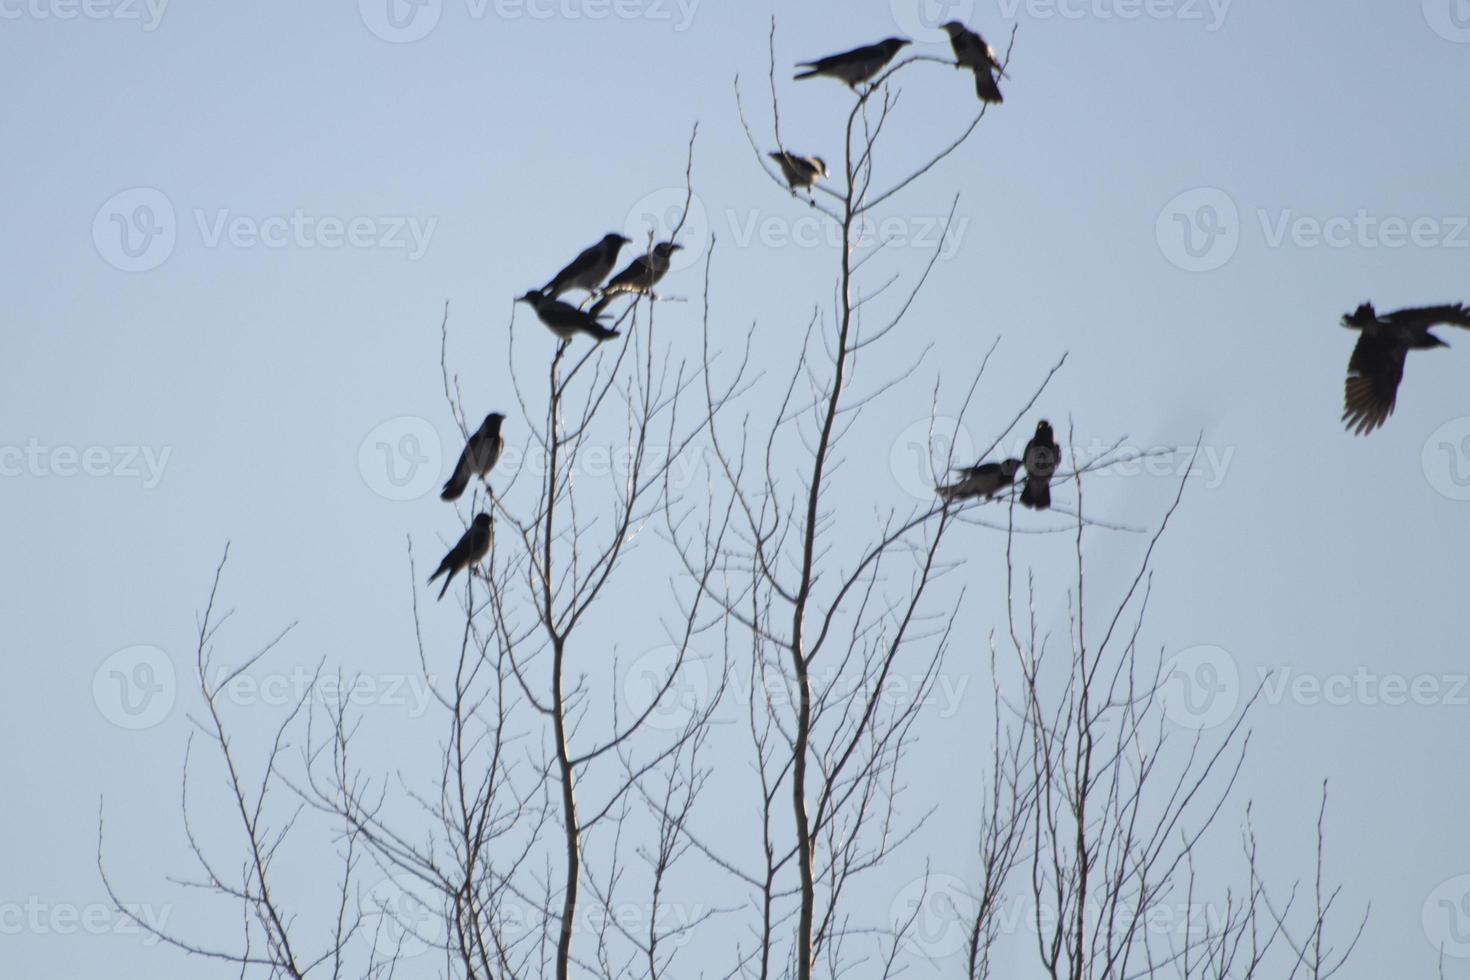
[1342, 332, 1406, 435]
[1385, 304, 1470, 330]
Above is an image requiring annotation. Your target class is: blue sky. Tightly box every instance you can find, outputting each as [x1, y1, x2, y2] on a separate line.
[3, 1, 1470, 977]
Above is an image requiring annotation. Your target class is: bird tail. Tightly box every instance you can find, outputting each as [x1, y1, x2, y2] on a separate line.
[437, 571, 455, 600]
[793, 67, 820, 80]
[936, 483, 962, 502]
[441, 471, 467, 502]
[588, 295, 613, 318]
[1020, 477, 1050, 510]
[975, 71, 1003, 103]
[587, 323, 621, 342]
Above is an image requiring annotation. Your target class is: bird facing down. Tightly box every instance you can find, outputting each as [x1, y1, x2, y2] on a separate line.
[940, 22, 1004, 104]
[428, 512, 493, 600]
[441, 412, 505, 502]
[1020, 421, 1060, 510]
[794, 37, 910, 88]
[589, 242, 683, 315]
[769, 151, 828, 191]
[938, 458, 1022, 502]
[541, 233, 631, 298]
[517, 290, 620, 342]
[1341, 302, 1470, 435]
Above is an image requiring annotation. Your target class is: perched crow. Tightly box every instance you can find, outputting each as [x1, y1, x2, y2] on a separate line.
[428, 512, 493, 600]
[589, 242, 682, 315]
[795, 38, 910, 88]
[518, 290, 620, 342]
[1020, 421, 1060, 510]
[938, 458, 1021, 502]
[541, 233, 631, 298]
[441, 412, 505, 502]
[941, 22, 1004, 103]
[1341, 302, 1470, 435]
[769, 151, 828, 191]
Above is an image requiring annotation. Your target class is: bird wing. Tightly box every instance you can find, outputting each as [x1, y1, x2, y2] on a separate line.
[545, 243, 601, 291]
[1385, 304, 1470, 330]
[1342, 332, 1407, 435]
[605, 256, 651, 293]
[441, 445, 475, 501]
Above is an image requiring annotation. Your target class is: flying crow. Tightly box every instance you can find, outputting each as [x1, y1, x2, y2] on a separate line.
[442, 412, 505, 502]
[795, 38, 910, 88]
[428, 512, 493, 600]
[1341, 302, 1470, 435]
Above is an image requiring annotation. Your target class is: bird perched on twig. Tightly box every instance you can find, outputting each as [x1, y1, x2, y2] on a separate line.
[441, 412, 505, 502]
[794, 37, 910, 89]
[940, 22, 1004, 103]
[1020, 421, 1060, 510]
[769, 151, 827, 193]
[589, 242, 683, 315]
[518, 291, 620, 342]
[938, 458, 1021, 502]
[540, 233, 631, 298]
[428, 512, 493, 600]
[1340, 302, 1470, 435]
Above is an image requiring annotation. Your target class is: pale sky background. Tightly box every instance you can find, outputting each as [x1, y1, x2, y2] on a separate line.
[3, 1, 1470, 977]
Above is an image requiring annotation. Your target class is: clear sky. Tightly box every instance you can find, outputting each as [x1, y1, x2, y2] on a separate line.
[3, 1, 1469, 977]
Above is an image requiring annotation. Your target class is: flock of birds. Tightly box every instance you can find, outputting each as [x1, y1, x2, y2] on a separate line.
[424, 22, 1469, 602]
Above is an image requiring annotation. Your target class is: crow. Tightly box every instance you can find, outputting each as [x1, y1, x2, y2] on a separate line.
[541, 233, 631, 298]
[1341, 303, 1470, 435]
[428, 512, 493, 601]
[938, 458, 1021, 502]
[1020, 421, 1060, 510]
[441, 412, 505, 502]
[769, 151, 828, 191]
[588, 242, 682, 315]
[795, 38, 910, 88]
[518, 290, 620, 342]
[940, 22, 1004, 103]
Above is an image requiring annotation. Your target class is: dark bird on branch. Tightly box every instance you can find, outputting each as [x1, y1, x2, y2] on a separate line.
[589, 242, 683, 315]
[428, 512, 493, 600]
[1020, 421, 1060, 510]
[541, 233, 631, 298]
[941, 22, 1004, 103]
[794, 37, 910, 88]
[518, 290, 620, 342]
[441, 412, 505, 502]
[938, 458, 1021, 502]
[769, 151, 828, 191]
[1341, 302, 1470, 435]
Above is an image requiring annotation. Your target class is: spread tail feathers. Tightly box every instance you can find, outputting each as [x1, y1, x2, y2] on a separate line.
[1020, 477, 1050, 510]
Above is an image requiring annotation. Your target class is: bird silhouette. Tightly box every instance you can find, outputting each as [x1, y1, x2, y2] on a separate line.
[1341, 302, 1470, 435]
[442, 412, 505, 502]
[794, 38, 910, 88]
[428, 512, 493, 600]
[1020, 421, 1060, 510]
[769, 151, 828, 192]
[938, 458, 1021, 502]
[541, 233, 631, 298]
[941, 22, 1004, 103]
[589, 242, 682, 315]
[518, 291, 620, 342]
